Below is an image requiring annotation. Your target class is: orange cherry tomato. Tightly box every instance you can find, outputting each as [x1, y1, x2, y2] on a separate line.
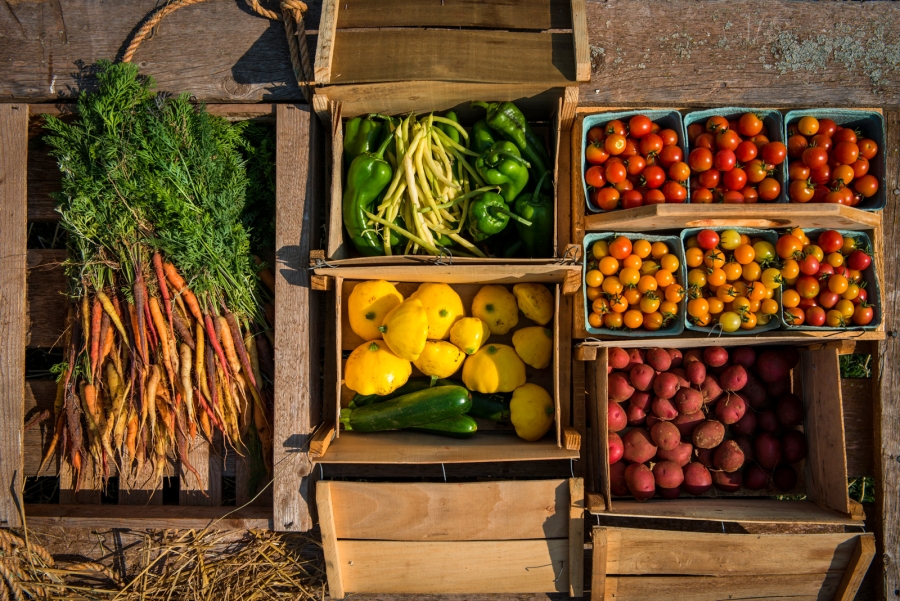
[585, 269, 603, 288]
[734, 244, 756, 265]
[609, 236, 633, 260]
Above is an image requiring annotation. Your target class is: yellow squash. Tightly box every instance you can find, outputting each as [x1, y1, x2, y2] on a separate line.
[409, 282, 465, 340]
[347, 280, 404, 341]
[511, 326, 553, 369]
[414, 340, 465, 379]
[471, 285, 518, 335]
[344, 340, 411, 396]
[380, 298, 428, 361]
[512, 283, 554, 325]
[449, 317, 491, 355]
[510, 383, 554, 442]
[461, 343, 526, 393]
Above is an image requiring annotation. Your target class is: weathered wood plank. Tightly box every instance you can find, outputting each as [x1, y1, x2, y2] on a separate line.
[0, 104, 29, 527]
[333, 0, 572, 30]
[24, 381, 57, 477]
[603, 573, 842, 601]
[834, 534, 877, 601]
[24, 504, 271, 530]
[842, 378, 875, 478]
[25, 249, 67, 348]
[273, 103, 318, 532]
[568, 478, 584, 598]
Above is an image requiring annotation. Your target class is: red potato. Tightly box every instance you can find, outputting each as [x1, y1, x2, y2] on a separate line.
[653, 460, 685, 488]
[626, 404, 647, 426]
[608, 372, 635, 402]
[625, 463, 656, 501]
[629, 363, 657, 392]
[666, 348, 684, 368]
[652, 395, 679, 421]
[741, 374, 769, 410]
[658, 485, 682, 499]
[674, 387, 704, 414]
[693, 420, 726, 449]
[781, 429, 808, 464]
[734, 435, 755, 462]
[651, 420, 682, 451]
[700, 374, 724, 404]
[608, 432, 624, 464]
[731, 410, 758, 436]
[713, 470, 742, 493]
[673, 411, 705, 439]
[776, 393, 805, 429]
[647, 347, 673, 372]
[703, 346, 729, 367]
[754, 432, 783, 469]
[669, 368, 691, 388]
[629, 390, 652, 411]
[743, 463, 770, 491]
[623, 428, 658, 463]
[731, 346, 757, 368]
[695, 446, 715, 467]
[720, 364, 748, 391]
[773, 463, 798, 492]
[657, 441, 693, 466]
[610, 460, 629, 496]
[608, 401, 627, 432]
[766, 377, 792, 398]
[683, 349, 704, 365]
[713, 440, 745, 472]
[608, 347, 630, 370]
[758, 409, 779, 433]
[653, 372, 681, 399]
[627, 348, 645, 370]
[715, 392, 747, 425]
[686, 360, 707, 385]
[645, 414, 662, 429]
[683, 462, 713, 495]
[755, 350, 791, 383]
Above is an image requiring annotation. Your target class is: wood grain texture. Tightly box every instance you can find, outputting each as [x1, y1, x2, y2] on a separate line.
[23, 381, 57, 476]
[326, 480, 568, 541]
[578, 1, 900, 108]
[337, 539, 569, 594]
[320, 460, 570, 481]
[179, 437, 220, 506]
[0, 104, 28, 528]
[568, 478, 584, 598]
[569, 0, 590, 82]
[274, 104, 318, 532]
[25, 249, 67, 348]
[842, 378, 875, 478]
[333, 0, 572, 30]
[579, 330, 884, 349]
[317, 482, 345, 600]
[314, 0, 338, 84]
[834, 534, 877, 601]
[24, 504, 272, 530]
[603, 573, 842, 601]
[591, 527, 607, 601]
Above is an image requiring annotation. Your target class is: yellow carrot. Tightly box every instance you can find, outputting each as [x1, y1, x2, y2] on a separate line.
[146, 365, 160, 442]
[96, 290, 129, 343]
[180, 343, 195, 427]
[149, 297, 174, 385]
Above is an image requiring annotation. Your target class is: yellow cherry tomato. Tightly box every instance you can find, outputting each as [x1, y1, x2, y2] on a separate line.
[706, 268, 726, 288]
[748, 298, 761, 312]
[742, 261, 762, 282]
[622, 287, 643, 306]
[752, 241, 776, 264]
[704, 248, 726, 269]
[717, 285, 739, 303]
[660, 300, 679, 318]
[585, 269, 604, 288]
[623, 254, 643, 270]
[688, 297, 710, 318]
[694, 313, 712, 326]
[747, 281, 767, 301]
[761, 298, 779, 315]
[761, 267, 783, 290]
[638, 275, 659, 293]
[624, 309, 644, 329]
[707, 297, 725, 315]
[719, 229, 742, 250]
[846, 269, 862, 284]
[633, 239, 652, 259]
[655, 269, 675, 288]
[842, 284, 860, 301]
[639, 292, 661, 314]
[732, 281, 749, 298]
[599, 256, 619, 276]
[732, 296, 751, 313]
[591, 240, 609, 259]
[782, 289, 801, 308]
[740, 312, 758, 330]
[609, 294, 629, 313]
[619, 267, 641, 287]
[724, 262, 744, 281]
[781, 259, 800, 280]
[685, 236, 700, 249]
[836, 299, 855, 318]
[660, 253, 680, 273]
[604, 312, 623, 328]
[805, 244, 824, 262]
[643, 311, 664, 331]
[586, 286, 601, 301]
[602, 276, 623, 295]
[734, 244, 756, 265]
[790, 227, 806, 241]
[665, 284, 685, 303]
[826, 252, 844, 268]
[740, 234, 751, 245]
[828, 274, 849, 294]
[640, 260, 660, 276]
[764, 286, 775, 299]
[719, 311, 742, 332]
[588, 313, 603, 328]
[688, 268, 708, 288]
[650, 241, 669, 259]
[685, 247, 705, 268]
[756, 311, 772, 325]
[826, 309, 846, 327]
[592, 297, 610, 314]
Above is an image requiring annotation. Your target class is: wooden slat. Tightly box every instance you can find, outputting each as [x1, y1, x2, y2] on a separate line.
[273, 104, 318, 532]
[24, 504, 271, 530]
[842, 378, 875, 478]
[317, 482, 345, 600]
[587, 349, 610, 509]
[0, 104, 28, 528]
[314, 0, 339, 84]
[604, 528, 858, 576]
[603, 573, 842, 601]
[317, 263, 579, 284]
[117, 461, 163, 505]
[590, 498, 860, 526]
[321, 460, 570, 481]
[329, 31, 577, 86]
[326, 480, 568, 541]
[334, 0, 572, 29]
[568, 478, 584, 598]
[26, 141, 61, 222]
[318, 430, 579, 464]
[591, 527, 607, 601]
[578, 330, 885, 349]
[25, 249, 67, 348]
[801, 346, 851, 517]
[179, 437, 221, 506]
[570, 0, 590, 81]
[337, 539, 569, 594]
[833, 534, 876, 601]
[24, 381, 57, 476]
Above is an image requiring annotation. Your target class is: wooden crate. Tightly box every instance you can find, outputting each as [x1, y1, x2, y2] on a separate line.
[581, 340, 867, 526]
[590, 526, 875, 601]
[309, 263, 583, 464]
[319, 478, 585, 598]
[311, 0, 588, 265]
[0, 103, 322, 531]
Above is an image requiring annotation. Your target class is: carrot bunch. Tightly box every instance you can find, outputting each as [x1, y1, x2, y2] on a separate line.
[40, 61, 276, 491]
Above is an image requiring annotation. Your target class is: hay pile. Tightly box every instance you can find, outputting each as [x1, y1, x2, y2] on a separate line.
[0, 527, 326, 600]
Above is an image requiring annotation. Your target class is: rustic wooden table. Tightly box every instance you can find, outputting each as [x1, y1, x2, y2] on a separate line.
[1, 0, 897, 598]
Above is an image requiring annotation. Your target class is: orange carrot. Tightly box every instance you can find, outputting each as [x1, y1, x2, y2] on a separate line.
[163, 262, 204, 324]
[128, 303, 147, 363]
[149, 297, 174, 384]
[146, 365, 160, 440]
[179, 342, 195, 426]
[134, 269, 149, 360]
[152, 252, 174, 334]
[206, 314, 231, 381]
[80, 294, 90, 354]
[99, 313, 113, 369]
[217, 316, 242, 377]
[224, 311, 256, 389]
[38, 413, 65, 476]
[97, 290, 128, 345]
[89, 297, 102, 383]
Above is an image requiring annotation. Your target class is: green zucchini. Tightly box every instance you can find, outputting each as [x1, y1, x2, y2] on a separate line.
[340, 385, 471, 432]
[351, 378, 510, 422]
[407, 415, 478, 438]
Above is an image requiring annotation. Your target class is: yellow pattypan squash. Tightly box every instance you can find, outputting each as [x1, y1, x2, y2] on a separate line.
[461, 343, 526, 393]
[511, 326, 553, 369]
[512, 283, 554, 325]
[344, 340, 411, 396]
[510, 383, 555, 442]
[348, 280, 404, 341]
[380, 298, 428, 361]
[409, 282, 465, 340]
[471, 285, 518, 335]
[414, 340, 465, 379]
[449, 317, 491, 355]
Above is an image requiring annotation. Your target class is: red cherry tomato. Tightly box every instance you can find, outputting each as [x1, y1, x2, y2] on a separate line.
[687, 123, 704, 144]
[787, 134, 809, 158]
[799, 253, 820, 275]
[853, 305, 874, 326]
[698, 168, 720, 188]
[624, 155, 646, 176]
[594, 187, 621, 211]
[746, 159, 769, 183]
[846, 249, 872, 271]
[695, 133, 716, 150]
[758, 178, 781, 201]
[697, 229, 720, 250]
[853, 288, 868, 306]
[586, 126, 605, 145]
[833, 128, 858, 144]
[606, 120, 627, 136]
[585, 165, 606, 188]
[741, 187, 759, 203]
[816, 263, 835, 278]
[750, 134, 770, 149]
[585, 143, 609, 165]
[809, 164, 831, 186]
[789, 179, 816, 203]
[628, 115, 653, 139]
[621, 190, 643, 209]
[789, 162, 810, 181]
[716, 129, 742, 151]
[605, 161, 627, 184]
[851, 158, 869, 179]
[722, 190, 745, 203]
[761, 141, 787, 165]
[714, 149, 737, 171]
[796, 275, 821, 299]
[854, 174, 879, 198]
[818, 119, 838, 138]
[661, 181, 687, 203]
[810, 134, 833, 153]
[734, 140, 758, 163]
[818, 290, 840, 309]
[858, 138, 878, 160]
[689, 147, 714, 172]
[802, 146, 828, 169]
[706, 116, 729, 133]
[641, 165, 666, 189]
[776, 234, 803, 259]
[825, 188, 847, 204]
[645, 189, 666, 204]
[657, 145, 683, 168]
[621, 139, 639, 157]
[639, 134, 664, 157]
[692, 188, 714, 203]
[614, 178, 634, 193]
[805, 306, 827, 327]
[605, 134, 627, 155]
[669, 161, 690, 182]
[723, 167, 747, 191]
[833, 141, 860, 165]
[738, 112, 764, 137]
[817, 230, 844, 253]
[658, 129, 679, 147]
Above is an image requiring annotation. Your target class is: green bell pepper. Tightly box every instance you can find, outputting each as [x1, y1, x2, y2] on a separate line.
[514, 172, 554, 258]
[344, 115, 387, 162]
[468, 191, 510, 242]
[472, 101, 552, 187]
[471, 119, 497, 154]
[342, 132, 395, 256]
[475, 141, 530, 203]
